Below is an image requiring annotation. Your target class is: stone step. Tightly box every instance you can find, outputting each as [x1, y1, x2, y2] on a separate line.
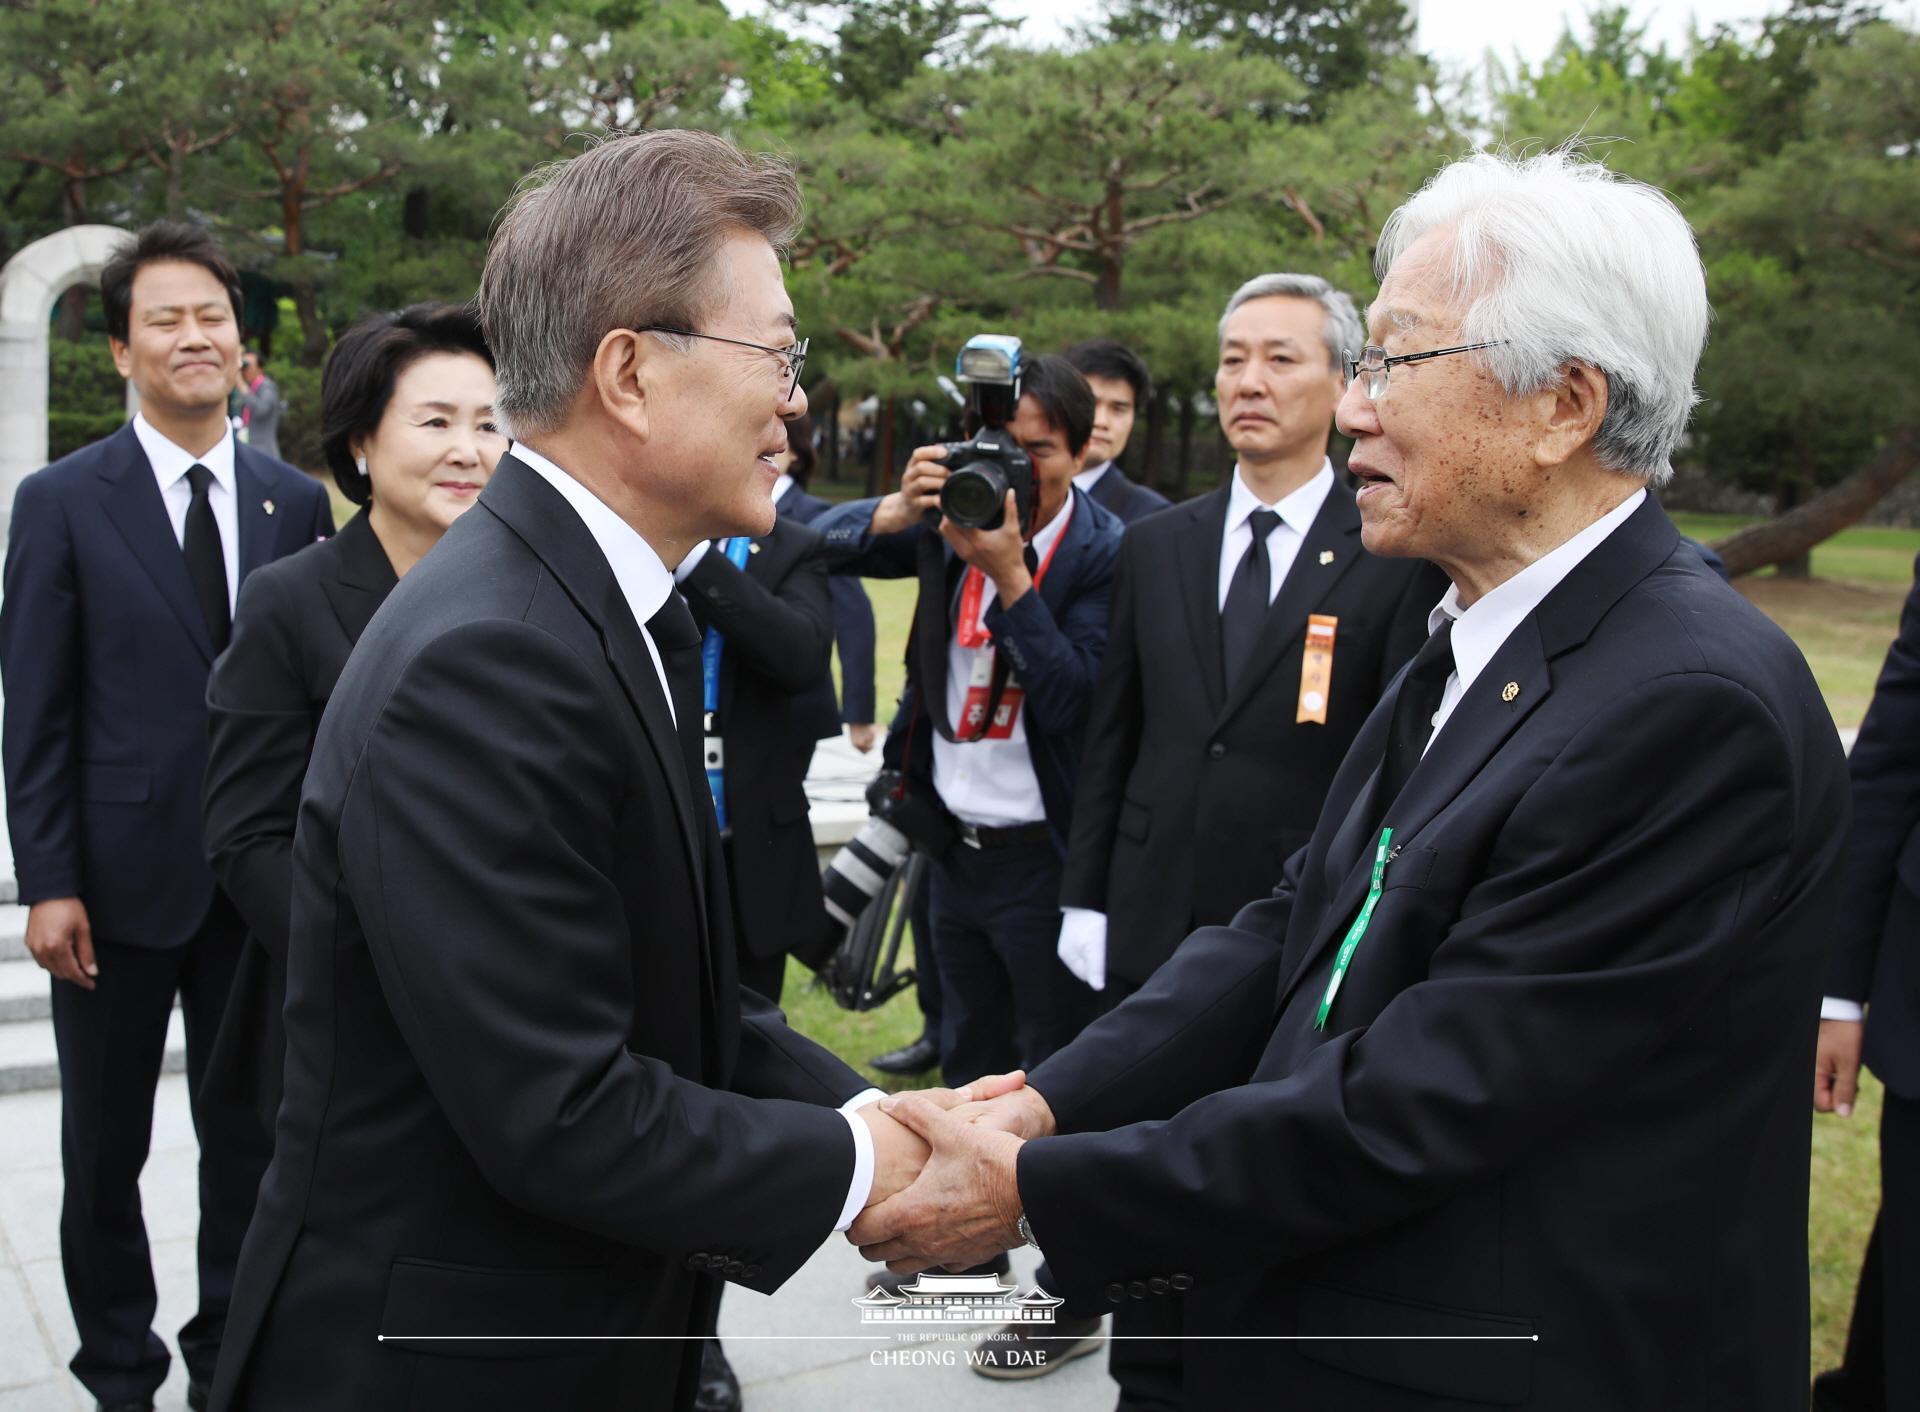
[0, 953, 46, 1021]
[0, 985, 185, 1094]
[0, 901, 25, 962]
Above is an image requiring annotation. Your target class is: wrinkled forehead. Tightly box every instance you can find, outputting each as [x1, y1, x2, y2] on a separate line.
[1366, 229, 1467, 341]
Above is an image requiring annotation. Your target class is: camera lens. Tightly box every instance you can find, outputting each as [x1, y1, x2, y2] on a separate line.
[940, 466, 1008, 529]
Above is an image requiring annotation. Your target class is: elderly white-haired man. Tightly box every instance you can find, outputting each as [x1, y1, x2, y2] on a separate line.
[849, 148, 1851, 1410]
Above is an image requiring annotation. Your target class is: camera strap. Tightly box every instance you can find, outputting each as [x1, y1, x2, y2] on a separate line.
[949, 499, 1072, 742]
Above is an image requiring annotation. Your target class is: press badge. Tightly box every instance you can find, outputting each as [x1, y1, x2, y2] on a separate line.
[1297, 613, 1338, 724]
[959, 652, 1024, 740]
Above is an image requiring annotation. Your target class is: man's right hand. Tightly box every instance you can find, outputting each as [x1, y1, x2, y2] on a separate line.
[863, 445, 951, 536]
[26, 897, 96, 990]
[1814, 1017, 1865, 1117]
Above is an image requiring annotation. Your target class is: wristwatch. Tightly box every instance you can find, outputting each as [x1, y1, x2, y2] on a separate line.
[1016, 1213, 1039, 1250]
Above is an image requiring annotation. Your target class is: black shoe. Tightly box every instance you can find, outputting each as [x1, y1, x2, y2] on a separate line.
[95, 1402, 153, 1412]
[864, 1252, 1011, 1296]
[868, 1030, 939, 1076]
[187, 1378, 210, 1412]
[968, 1316, 1106, 1380]
[693, 1341, 741, 1412]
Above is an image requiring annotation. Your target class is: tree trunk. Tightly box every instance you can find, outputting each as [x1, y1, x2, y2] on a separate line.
[877, 397, 897, 495]
[166, 145, 185, 219]
[822, 386, 841, 486]
[56, 286, 88, 342]
[1176, 391, 1197, 498]
[1142, 386, 1167, 492]
[1772, 479, 1812, 579]
[1095, 255, 1122, 311]
[1712, 427, 1920, 578]
[404, 185, 430, 239]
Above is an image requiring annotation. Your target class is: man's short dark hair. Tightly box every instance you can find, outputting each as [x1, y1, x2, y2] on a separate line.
[1064, 338, 1153, 410]
[1018, 355, 1096, 459]
[320, 303, 496, 506]
[100, 221, 244, 344]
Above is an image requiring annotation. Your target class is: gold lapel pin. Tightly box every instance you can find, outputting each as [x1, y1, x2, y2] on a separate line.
[1318, 550, 1335, 566]
[1501, 681, 1520, 703]
[262, 499, 276, 516]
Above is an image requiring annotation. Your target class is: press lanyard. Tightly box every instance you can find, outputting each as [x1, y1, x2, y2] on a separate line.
[953, 496, 1073, 650]
[699, 537, 754, 828]
[1314, 827, 1391, 1031]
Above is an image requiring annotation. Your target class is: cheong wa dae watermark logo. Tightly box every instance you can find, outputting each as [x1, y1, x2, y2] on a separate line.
[852, 1271, 1062, 1324]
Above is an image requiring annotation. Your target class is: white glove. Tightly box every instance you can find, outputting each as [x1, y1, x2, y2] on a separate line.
[1056, 908, 1108, 992]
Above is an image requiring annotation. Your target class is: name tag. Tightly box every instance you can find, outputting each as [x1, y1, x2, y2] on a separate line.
[958, 652, 1024, 740]
[1297, 614, 1337, 724]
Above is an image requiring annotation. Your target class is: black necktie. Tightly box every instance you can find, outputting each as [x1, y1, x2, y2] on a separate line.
[646, 592, 705, 785]
[182, 464, 230, 651]
[1372, 619, 1455, 828]
[1220, 507, 1282, 691]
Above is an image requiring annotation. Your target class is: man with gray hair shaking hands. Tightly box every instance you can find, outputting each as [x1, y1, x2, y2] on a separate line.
[851, 148, 1851, 1411]
[207, 130, 993, 1412]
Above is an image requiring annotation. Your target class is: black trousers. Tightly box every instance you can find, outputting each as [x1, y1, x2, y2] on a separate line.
[926, 841, 1096, 1089]
[1814, 1087, 1919, 1411]
[51, 902, 266, 1405]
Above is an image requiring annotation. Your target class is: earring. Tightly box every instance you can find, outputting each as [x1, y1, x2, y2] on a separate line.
[355, 455, 369, 478]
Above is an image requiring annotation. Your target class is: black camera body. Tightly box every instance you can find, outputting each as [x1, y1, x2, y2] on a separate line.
[938, 428, 1035, 536]
[933, 333, 1036, 537]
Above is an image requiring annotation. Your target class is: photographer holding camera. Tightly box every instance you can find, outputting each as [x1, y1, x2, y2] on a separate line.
[816, 347, 1122, 1103]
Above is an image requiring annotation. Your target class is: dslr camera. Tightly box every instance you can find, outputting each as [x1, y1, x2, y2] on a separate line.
[935, 334, 1037, 536]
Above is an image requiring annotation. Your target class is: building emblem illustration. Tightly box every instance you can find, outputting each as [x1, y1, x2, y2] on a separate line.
[852, 1272, 1062, 1324]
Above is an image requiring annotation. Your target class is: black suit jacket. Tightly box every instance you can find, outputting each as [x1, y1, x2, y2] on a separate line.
[1062, 479, 1443, 987]
[1829, 550, 1920, 1100]
[1083, 463, 1169, 524]
[201, 509, 397, 1132]
[1019, 498, 1849, 1410]
[0, 422, 333, 944]
[211, 455, 868, 1412]
[682, 519, 836, 963]
[777, 482, 877, 724]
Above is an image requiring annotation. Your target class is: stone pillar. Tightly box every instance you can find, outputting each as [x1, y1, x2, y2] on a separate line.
[0, 225, 130, 544]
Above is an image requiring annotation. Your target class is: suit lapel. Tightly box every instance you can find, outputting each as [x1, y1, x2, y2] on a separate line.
[1215, 482, 1364, 729]
[478, 456, 709, 925]
[97, 425, 215, 663]
[233, 449, 278, 583]
[1175, 486, 1231, 716]
[1276, 616, 1552, 1010]
[1274, 494, 1682, 1012]
[318, 511, 399, 647]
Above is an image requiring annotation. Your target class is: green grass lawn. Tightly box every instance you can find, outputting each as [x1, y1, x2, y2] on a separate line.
[800, 509, 1916, 1378]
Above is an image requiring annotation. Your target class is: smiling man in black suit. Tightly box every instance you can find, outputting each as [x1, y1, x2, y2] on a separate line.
[208, 131, 950, 1412]
[854, 148, 1851, 1412]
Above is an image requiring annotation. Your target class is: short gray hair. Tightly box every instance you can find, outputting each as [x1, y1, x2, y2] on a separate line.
[1376, 148, 1709, 484]
[1218, 273, 1363, 375]
[478, 129, 804, 435]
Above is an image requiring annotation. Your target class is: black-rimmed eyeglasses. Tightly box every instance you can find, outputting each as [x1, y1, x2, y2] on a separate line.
[633, 326, 809, 400]
[1343, 340, 1508, 401]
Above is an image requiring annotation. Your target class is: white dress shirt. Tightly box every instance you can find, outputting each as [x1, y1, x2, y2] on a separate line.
[513, 443, 884, 1228]
[1216, 461, 1336, 611]
[1072, 461, 1112, 496]
[135, 413, 240, 615]
[933, 495, 1076, 828]
[1422, 489, 1646, 752]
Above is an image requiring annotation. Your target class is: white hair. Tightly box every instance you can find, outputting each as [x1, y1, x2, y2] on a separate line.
[1218, 272, 1363, 375]
[1376, 148, 1709, 485]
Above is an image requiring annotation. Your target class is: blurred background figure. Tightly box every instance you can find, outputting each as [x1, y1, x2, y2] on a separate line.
[1063, 338, 1168, 524]
[771, 411, 878, 751]
[235, 348, 284, 460]
[1811, 549, 1920, 1412]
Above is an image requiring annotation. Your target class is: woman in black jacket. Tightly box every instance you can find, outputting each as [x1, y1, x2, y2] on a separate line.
[201, 304, 504, 1140]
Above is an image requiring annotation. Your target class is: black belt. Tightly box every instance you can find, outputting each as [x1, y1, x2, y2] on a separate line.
[956, 820, 1052, 850]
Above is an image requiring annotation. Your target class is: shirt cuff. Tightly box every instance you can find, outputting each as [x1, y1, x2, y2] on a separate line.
[834, 1088, 888, 1232]
[1821, 996, 1866, 1023]
[674, 540, 712, 582]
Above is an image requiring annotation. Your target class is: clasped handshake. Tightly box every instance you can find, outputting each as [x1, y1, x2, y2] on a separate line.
[848, 1070, 1054, 1273]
